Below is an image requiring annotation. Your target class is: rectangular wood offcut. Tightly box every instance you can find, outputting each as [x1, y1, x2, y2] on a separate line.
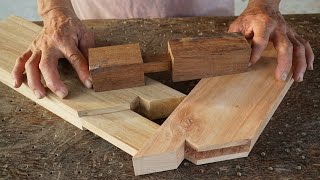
[0, 16, 294, 176]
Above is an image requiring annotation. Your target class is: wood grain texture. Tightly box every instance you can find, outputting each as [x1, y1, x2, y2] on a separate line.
[89, 44, 145, 91]
[81, 110, 160, 156]
[168, 34, 251, 82]
[133, 43, 294, 175]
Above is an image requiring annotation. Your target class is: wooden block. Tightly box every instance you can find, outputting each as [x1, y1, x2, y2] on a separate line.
[89, 44, 145, 92]
[168, 34, 251, 82]
[133, 43, 294, 175]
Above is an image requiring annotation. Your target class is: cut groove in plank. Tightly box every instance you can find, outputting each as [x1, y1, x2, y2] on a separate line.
[185, 143, 250, 165]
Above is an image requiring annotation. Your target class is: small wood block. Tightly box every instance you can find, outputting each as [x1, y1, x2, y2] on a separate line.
[89, 43, 145, 92]
[168, 33, 251, 82]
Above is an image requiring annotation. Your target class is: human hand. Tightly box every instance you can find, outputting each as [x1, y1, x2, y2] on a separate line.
[228, 1, 314, 82]
[12, 9, 95, 99]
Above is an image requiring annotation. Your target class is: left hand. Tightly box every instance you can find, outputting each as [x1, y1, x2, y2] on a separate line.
[228, 3, 314, 82]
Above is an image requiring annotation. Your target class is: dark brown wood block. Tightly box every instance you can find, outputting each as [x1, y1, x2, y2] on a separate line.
[89, 43, 145, 91]
[168, 33, 251, 82]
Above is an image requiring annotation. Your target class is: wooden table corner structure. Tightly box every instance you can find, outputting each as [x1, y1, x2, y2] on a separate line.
[0, 16, 294, 176]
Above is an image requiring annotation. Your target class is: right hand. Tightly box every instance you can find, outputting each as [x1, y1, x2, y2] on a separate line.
[12, 9, 95, 99]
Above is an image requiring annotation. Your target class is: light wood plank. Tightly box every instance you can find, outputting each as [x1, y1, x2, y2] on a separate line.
[81, 110, 159, 156]
[133, 43, 294, 175]
[0, 16, 185, 133]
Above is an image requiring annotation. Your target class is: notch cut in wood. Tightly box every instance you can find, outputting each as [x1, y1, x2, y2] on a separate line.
[89, 34, 251, 92]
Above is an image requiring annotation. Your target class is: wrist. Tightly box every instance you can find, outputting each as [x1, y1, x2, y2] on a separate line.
[42, 7, 76, 18]
[247, 0, 281, 13]
[42, 8, 78, 27]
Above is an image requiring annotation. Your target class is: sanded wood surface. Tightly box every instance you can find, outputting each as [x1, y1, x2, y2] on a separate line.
[169, 35, 251, 82]
[0, 15, 319, 179]
[81, 110, 159, 156]
[133, 43, 294, 175]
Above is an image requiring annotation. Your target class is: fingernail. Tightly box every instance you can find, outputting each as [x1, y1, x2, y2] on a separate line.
[248, 62, 252, 67]
[297, 73, 304, 82]
[308, 64, 314, 70]
[281, 72, 288, 81]
[56, 88, 68, 99]
[13, 81, 17, 88]
[34, 90, 42, 99]
[84, 78, 92, 89]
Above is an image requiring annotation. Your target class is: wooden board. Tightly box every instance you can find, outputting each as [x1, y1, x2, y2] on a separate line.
[133, 43, 294, 175]
[81, 110, 159, 156]
[0, 16, 185, 155]
[168, 35, 251, 82]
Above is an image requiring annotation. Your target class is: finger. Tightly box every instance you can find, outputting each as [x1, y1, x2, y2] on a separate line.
[79, 32, 95, 60]
[11, 49, 32, 88]
[25, 51, 46, 98]
[62, 44, 92, 89]
[228, 20, 241, 33]
[288, 33, 307, 82]
[250, 26, 271, 66]
[295, 35, 315, 70]
[39, 53, 68, 99]
[272, 32, 293, 81]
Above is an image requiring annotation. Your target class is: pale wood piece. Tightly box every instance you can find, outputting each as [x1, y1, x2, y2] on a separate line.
[89, 44, 145, 91]
[168, 34, 251, 82]
[133, 43, 294, 175]
[81, 110, 160, 156]
[0, 16, 185, 127]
